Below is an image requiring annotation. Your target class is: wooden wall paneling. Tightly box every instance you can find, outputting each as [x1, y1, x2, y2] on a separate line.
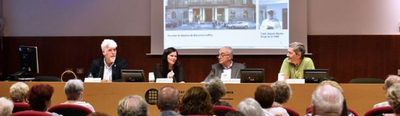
[2, 35, 400, 83]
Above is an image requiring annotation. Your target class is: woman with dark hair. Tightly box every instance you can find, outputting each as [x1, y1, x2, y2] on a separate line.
[154, 47, 186, 83]
[27, 84, 61, 116]
[179, 86, 214, 115]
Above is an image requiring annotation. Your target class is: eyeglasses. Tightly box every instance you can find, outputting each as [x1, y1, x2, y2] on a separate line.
[216, 53, 230, 58]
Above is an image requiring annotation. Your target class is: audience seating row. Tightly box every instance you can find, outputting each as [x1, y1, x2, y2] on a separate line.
[12, 103, 93, 116]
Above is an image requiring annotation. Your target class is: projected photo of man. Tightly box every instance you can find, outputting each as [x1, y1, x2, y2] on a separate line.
[258, 0, 288, 30]
[164, 0, 257, 30]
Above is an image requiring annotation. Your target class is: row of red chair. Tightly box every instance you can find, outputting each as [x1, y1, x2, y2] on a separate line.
[12, 103, 92, 116]
[13, 102, 395, 116]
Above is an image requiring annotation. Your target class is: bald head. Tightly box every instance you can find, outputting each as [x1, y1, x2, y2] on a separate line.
[312, 85, 344, 116]
[385, 75, 400, 90]
[157, 86, 179, 111]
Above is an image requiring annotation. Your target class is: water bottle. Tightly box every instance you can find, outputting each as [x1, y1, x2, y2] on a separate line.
[278, 73, 284, 81]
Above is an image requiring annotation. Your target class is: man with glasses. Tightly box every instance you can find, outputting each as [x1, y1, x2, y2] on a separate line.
[203, 46, 245, 82]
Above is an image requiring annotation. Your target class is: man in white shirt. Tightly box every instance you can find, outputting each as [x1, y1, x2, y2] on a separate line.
[260, 9, 281, 30]
[87, 39, 128, 82]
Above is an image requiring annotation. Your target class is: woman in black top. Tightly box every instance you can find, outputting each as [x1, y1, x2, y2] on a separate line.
[154, 47, 186, 82]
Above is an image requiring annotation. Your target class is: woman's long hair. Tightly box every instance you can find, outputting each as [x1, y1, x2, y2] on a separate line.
[161, 47, 180, 74]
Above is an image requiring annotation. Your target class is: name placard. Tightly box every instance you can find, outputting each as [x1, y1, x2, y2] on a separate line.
[84, 78, 101, 82]
[286, 79, 305, 84]
[156, 78, 173, 83]
[221, 79, 241, 83]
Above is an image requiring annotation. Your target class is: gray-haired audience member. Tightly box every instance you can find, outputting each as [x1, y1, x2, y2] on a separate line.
[157, 86, 181, 116]
[237, 98, 266, 116]
[62, 79, 95, 112]
[271, 81, 292, 107]
[0, 97, 13, 116]
[374, 75, 400, 108]
[386, 83, 400, 115]
[9, 82, 29, 103]
[311, 85, 344, 116]
[204, 78, 232, 107]
[117, 95, 148, 116]
[225, 111, 245, 116]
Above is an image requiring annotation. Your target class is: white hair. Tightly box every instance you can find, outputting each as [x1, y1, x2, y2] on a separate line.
[312, 85, 344, 115]
[237, 98, 265, 116]
[221, 46, 233, 55]
[10, 82, 29, 102]
[0, 97, 13, 116]
[117, 95, 148, 116]
[64, 79, 84, 100]
[205, 78, 226, 101]
[101, 39, 118, 51]
[387, 83, 400, 114]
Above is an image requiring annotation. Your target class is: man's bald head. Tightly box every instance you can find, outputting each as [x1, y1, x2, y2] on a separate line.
[157, 86, 180, 111]
[312, 85, 344, 116]
[385, 75, 400, 91]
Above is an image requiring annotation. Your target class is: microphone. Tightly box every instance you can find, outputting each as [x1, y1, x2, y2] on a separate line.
[234, 63, 246, 79]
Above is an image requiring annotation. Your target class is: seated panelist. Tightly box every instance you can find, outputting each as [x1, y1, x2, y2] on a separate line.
[203, 46, 245, 82]
[154, 47, 186, 83]
[279, 42, 314, 80]
[87, 39, 128, 82]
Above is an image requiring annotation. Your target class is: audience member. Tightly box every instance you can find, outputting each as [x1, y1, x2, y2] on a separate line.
[205, 78, 232, 107]
[319, 80, 344, 93]
[27, 84, 61, 116]
[317, 80, 353, 116]
[203, 46, 245, 82]
[0, 97, 13, 116]
[179, 86, 213, 115]
[254, 85, 288, 116]
[237, 98, 266, 116]
[87, 39, 128, 82]
[9, 82, 29, 103]
[157, 86, 181, 116]
[225, 111, 245, 116]
[310, 85, 344, 116]
[117, 95, 148, 116]
[279, 42, 315, 80]
[374, 75, 400, 108]
[271, 81, 292, 107]
[154, 47, 186, 83]
[386, 83, 400, 116]
[62, 79, 95, 112]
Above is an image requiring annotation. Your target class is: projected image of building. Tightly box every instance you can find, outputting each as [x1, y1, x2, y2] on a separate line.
[165, 0, 256, 30]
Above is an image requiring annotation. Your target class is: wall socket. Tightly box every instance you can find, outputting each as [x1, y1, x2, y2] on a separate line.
[76, 68, 84, 74]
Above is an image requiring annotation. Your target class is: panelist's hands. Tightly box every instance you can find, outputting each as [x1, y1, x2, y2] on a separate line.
[167, 70, 174, 79]
[101, 79, 112, 83]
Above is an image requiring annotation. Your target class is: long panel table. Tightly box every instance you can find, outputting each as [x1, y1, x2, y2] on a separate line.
[0, 82, 385, 116]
